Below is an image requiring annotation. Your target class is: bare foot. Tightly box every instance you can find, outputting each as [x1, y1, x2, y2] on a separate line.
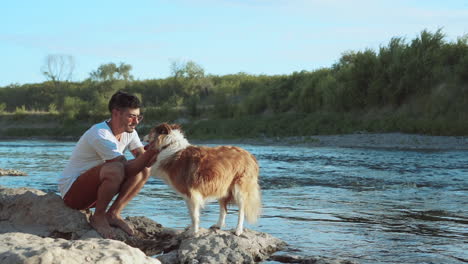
[107, 214, 135, 236]
[90, 214, 114, 239]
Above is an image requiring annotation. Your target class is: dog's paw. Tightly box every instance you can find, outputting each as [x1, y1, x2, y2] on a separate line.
[185, 227, 199, 237]
[234, 228, 243, 236]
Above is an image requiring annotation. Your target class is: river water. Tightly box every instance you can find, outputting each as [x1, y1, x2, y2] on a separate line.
[0, 140, 467, 264]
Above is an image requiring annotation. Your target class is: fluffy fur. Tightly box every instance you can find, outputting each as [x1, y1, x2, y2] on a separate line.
[146, 123, 261, 236]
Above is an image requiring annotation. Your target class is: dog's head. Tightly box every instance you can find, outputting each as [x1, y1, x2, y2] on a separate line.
[144, 123, 183, 150]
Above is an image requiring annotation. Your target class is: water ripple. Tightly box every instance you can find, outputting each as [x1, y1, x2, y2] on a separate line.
[1, 140, 467, 264]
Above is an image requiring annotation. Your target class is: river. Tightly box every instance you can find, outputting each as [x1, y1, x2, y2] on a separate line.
[0, 140, 467, 263]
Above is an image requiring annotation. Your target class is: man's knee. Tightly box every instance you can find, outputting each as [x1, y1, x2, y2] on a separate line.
[100, 161, 125, 183]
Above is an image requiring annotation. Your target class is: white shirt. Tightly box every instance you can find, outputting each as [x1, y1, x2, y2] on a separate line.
[58, 121, 143, 197]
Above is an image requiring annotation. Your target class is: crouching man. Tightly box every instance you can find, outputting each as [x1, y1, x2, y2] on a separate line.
[58, 91, 157, 238]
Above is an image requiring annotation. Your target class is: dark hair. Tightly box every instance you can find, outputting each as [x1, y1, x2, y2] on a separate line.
[108, 91, 141, 112]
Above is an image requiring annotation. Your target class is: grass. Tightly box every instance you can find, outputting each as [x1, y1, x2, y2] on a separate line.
[0, 110, 467, 140]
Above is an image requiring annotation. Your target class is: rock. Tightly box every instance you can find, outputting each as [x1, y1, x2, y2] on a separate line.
[121, 216, 181, 256]
[0, 186, 291, 263]
[269, 254, 359, 264]
[114, 219, 288, 263]
[0, 232, 160, 264]
[0, 186, 93, 238]
[0, 168, 27, 176]
[0, 186, 359, 263]
[167, 228, 287, 264]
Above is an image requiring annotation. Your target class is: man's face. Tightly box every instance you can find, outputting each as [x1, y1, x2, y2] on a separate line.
[118, 108, 142, 133]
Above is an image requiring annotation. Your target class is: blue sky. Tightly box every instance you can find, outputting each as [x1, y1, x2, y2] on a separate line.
[1, 0, 467, 86]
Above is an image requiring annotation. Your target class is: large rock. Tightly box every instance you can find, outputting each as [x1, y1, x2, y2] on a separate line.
[0, 186, 357, 263]
[0, 186, 92, 238]
[159, 228, 286, 264]
[0, 232, 160, 264]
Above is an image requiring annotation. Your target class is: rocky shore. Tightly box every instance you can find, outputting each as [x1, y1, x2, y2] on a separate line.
[0, 186, 357, 264]
[196, 133, 468, 151]
[298, 133, 468, 150]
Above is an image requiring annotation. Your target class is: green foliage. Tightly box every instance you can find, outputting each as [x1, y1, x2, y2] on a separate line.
[48, 103, 58, 114]
[212, 93, 235, 118]
[90, 62, 134, 82]
[333, 49, 378, 109]
[143, 105, 180, 122]
[62, 96, 86, 120]
[185, 95, 200, 118]
[171, 60, 205, 79]
[14, 105, 27, 114]
[0, 29, 467, 137]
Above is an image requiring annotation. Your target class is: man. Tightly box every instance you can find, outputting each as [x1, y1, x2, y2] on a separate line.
[58, 91, 157, 239]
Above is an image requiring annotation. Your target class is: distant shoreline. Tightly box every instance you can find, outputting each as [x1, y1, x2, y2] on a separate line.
[188, 133, 468, 151]
[1, 133, 468, 151]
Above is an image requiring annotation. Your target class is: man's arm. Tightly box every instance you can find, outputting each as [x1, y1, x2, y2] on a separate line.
[124, 147, 158, 176]
[105, 155, 127, 163]
[131, 143, 158, 168]
[131, 147, 144, 158]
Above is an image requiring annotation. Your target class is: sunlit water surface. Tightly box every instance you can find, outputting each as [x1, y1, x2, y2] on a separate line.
[0, 140, 467, 264]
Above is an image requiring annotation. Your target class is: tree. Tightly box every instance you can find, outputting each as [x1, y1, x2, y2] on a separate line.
[90, 62, 134, 82]
[170, 59, 205, 79]
[41, 54, 75, 86]
[169, 59, 212, 97]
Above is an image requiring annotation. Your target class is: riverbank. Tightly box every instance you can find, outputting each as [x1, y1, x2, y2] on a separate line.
[193, 132, 468, 151]
[1, 114, 467, 150]
[1, 111, 467, 141]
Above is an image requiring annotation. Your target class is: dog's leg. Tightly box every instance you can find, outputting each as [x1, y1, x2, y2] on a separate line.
[234, 186, 245, 236]
[211, 199, 228, 230]
[186, 192, 203, 235]
[235, 204, 245, 236]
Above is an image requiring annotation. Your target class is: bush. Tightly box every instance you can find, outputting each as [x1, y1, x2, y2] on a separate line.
[13, 105, 27, 120]
[62, 96, 86, 120]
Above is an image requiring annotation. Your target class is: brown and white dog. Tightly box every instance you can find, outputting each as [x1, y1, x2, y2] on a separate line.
[145, 123, 261, 236]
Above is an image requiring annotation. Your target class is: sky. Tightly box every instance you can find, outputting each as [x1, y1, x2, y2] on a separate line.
[1, 0, 467, 86]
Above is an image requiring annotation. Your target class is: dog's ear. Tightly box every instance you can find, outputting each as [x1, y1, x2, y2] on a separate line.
[145, 127, 157, 141]
[155, 123, 172, 135]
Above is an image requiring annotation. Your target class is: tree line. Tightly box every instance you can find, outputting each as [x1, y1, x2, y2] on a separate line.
[1, 29, 467, 136]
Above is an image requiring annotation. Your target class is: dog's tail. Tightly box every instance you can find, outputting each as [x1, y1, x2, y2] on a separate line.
[243, 160, 262, 224]
[244, 180, 262, 223]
